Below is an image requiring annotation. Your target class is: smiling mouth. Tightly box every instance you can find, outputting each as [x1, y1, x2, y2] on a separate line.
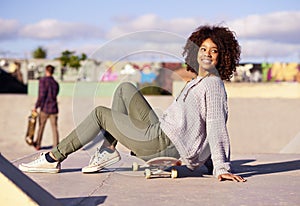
[201, 59, 212, 64]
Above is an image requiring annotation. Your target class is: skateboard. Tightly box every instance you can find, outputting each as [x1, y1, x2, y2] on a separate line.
[132, 156, 182, 179]
[25, 111, 38, 146]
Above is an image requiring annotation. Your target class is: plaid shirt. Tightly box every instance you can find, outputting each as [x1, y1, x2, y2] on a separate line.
[35, 76, 59, 114]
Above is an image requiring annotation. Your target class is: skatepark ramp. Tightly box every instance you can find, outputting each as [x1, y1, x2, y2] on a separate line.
[0, 153, 62, 206]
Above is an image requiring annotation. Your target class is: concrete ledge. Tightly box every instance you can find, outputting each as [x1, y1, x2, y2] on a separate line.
[1, 92, 300, 205]
[29, 80, 300, 98]
[174, 81, 300, 98]
[227, 98, 300, 154]
[0, 153, 61, 206]
[28, 81, 123, 97]
[0, 95, 299, 161]
[225, 82, 300, 98]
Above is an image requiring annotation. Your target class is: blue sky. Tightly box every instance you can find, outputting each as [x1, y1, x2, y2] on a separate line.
[1, 0, 300, 63]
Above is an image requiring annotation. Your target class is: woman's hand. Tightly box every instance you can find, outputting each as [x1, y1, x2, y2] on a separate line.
[218, 173, 246, 182]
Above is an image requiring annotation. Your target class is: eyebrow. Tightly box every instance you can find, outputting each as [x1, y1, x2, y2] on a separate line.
[200, 45, 218, 49]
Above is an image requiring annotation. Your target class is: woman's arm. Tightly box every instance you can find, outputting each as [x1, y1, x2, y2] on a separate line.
[205, 80, 245, 182]
[218, 173, 246, 182]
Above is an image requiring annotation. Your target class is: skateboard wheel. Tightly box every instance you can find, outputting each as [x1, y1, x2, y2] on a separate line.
[171, 169, 178, 178]
[132, 162, 139, 171]
[145, 169, 151, 179]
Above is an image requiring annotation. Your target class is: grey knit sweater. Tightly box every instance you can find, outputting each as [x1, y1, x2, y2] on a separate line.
[160, 76, 231, 177]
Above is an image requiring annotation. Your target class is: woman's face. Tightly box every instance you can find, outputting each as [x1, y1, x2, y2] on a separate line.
[197, 38, 219, 73]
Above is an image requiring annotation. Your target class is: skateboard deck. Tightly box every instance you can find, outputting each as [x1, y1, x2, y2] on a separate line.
[98, 153, 181, 179]
[25, 111, 38, 146]
[132, 156, 182, 179]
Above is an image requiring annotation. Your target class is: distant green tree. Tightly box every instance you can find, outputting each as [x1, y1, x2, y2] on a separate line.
[58, 50, 87, 70]
[57, 50, 87, 80]
[32, 46, 47, 59]
[80, 53, 87, 61]
[59, 50, 74, 67]
[69, 55, 81, 70]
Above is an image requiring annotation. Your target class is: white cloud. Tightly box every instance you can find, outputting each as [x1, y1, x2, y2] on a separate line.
[106, 14, 201, 39]
[111, 14, 136, 24]
[105, 12, 300, 62]
[2, 11, 300, 62]
[240, 39, 300, 62]
[130, 14, 160, 29]
[94, 31, 187, 61]
[229, 11, 300, 43]
[0, 18, 19, 39]
[19, 19, 105, 40]
[107, 11, 300, 45]
[226, 11, 300, 62]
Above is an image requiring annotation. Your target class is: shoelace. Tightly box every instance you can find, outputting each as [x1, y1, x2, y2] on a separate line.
[28, 153, 45, 165]
[90, 148, 104, 165]
[90, 149, 110, 165]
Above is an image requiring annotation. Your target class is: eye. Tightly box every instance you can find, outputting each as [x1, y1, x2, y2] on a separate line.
[200, 47, 206, 52]
[211, 49, 218, 53]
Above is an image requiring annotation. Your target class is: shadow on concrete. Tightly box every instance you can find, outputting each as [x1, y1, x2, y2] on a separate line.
[231, 159, 300, 178]
[60, 168, 83, 173]
[59, 165, 205, 178]
[172, 165, 204, 178]
[40, 145, 54, 150]
[0, 153, 62, 205]
[58, 195, 107, 206]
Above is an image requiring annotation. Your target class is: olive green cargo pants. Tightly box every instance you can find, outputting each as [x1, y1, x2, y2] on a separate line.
[52, 82, 179, 162]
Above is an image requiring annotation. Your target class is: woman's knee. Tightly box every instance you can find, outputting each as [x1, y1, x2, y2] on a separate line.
[92, 106, 112, 126]
[93, 106, 108, 115]
[117, 82, 136, 92]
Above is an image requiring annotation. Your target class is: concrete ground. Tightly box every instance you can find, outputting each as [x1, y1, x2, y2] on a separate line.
[1, 94, 300, 205]
[10, 148, 300, 206]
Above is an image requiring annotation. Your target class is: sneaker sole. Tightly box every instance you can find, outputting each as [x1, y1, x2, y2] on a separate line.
[82, 156, 120, 173]
[19, 165, 60, 173]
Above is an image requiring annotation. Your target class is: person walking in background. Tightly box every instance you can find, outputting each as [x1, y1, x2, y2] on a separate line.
[19, 25, 245, 182]
[33, 65, 60, 150]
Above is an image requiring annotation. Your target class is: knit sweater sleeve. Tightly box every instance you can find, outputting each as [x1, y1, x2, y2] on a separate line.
[205, 80, 231, 177]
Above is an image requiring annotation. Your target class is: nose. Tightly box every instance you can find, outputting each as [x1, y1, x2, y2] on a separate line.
[204, 50, 212, 57]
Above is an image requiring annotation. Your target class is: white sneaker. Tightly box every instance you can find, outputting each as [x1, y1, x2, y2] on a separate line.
[18, 153, 61, 173]
[82, 147, 121, 173]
